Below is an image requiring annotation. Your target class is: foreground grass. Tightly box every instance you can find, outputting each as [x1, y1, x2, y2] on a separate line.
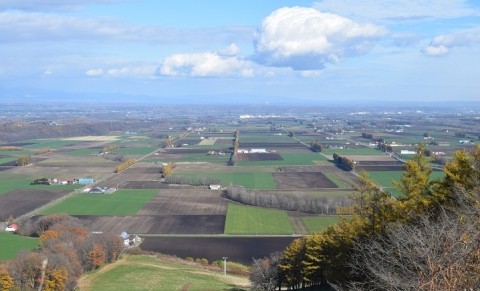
[0, 232, 38, 261]
[79, 255, 249, 291]
[224, 203, 294, 235]
[42, 189, 158, 215]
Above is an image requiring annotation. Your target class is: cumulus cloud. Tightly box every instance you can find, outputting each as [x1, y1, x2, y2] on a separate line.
[107, 66, 157, 77]
[423, 28, 480, 57]
[159, 45, 257, 77]
[85, 68, 104, 76]
[314, 0, 479, 21]
[253, 7, 386, 70]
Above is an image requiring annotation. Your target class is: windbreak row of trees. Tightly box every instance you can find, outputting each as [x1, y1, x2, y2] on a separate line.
[251, 144, 480, 290]
[1, 214, 123, 290]
[332, 153, 354, 171]
[225, 185, 353, 215]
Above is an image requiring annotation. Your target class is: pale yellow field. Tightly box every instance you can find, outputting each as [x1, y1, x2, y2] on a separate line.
[62, 136, 120, 141]
[198, 139, 216, 145]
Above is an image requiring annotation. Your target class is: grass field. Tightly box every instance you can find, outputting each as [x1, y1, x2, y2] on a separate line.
[65, 149, 100, 156]
[41, 189, 158, 215]
[302, 216, 342, 233]
[81, 255, 248, 291]
[0, 175, 78, 196]
[237, 153, 327, 166]
[176, 172, 276, 189]
[113, 147, 156, 155]
[0, 232, 39, 261]
[177, 153, 230, 163]
[367, 170, 445, 198]
[23, 139, 75, 149]
[322, 148, 383, 155]
[0, 157, 16, 165]
[224, 203, 294, 235]
[323, 172, 349, 188]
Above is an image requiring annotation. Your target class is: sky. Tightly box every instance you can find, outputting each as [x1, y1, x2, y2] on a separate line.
[0, 0, 479, 105]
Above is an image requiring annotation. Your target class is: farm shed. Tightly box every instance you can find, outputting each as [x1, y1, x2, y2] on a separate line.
[76, 178, 94, 185]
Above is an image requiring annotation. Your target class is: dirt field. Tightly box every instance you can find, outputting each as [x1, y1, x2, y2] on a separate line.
[137, 189, 228, 216]
[355, 165, 405, 171]
[0, 189, 70, 220]
[103, 164, 162, 188]
[239, 142, 303, 148]
[343, 155, 397, 162]
[236, 153, 283, 161]
[75, 215, 225, 234]
[273, 172, 337, 189]
[140, 237, 297, 265]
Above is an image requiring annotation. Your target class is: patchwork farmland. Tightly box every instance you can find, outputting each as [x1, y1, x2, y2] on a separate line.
[1, 106, 478, 264]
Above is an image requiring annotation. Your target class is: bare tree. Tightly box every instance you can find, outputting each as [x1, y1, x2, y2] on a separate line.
[349, 190, 480, 290]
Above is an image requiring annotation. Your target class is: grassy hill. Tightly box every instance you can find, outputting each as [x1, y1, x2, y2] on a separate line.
[77, 254, 250, 291]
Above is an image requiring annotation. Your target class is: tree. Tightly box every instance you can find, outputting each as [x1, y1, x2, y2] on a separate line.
[279, 238, 306, 289]
[86, 243, 105, 270]
[393, 143, 432, 217]
[350, 195, 480, 290]
[43, 268, 68, 291]
[251, 252, 283, 291]
[16, 155, 31, 166]
[0, 268, 14, 291]
[161, 162, 174, 177]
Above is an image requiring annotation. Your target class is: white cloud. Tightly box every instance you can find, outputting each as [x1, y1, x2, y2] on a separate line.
[0, 0, 117, 12]
[253, 7, 387, 70]
[107, 66, 156, 77]
[159, 46, 257, 77]
[0, 11, 253, 44]
[314, 0, 479, 21]
[423, 27, 480, 57]
[85, 68, 104, 76]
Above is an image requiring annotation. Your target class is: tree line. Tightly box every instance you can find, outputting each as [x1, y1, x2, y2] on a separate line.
[230, 129, 240, 166]
[225, 185, 353, 215]
[251, 144, 480, 290]
[332, 153, 354, 171]
[0, 214, 123, 290]
[114, 159, 136, 173]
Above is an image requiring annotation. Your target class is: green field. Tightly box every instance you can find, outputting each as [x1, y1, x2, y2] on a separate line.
[224, 203, 294, 235]
[0, 232, 39, 261]
[23, 139, 75, 149]
[65, 148, 100, 156]
[0, 175, 78, 196]
[322, 148, 384, 155]
[84, 255, 247, 291]
[302, 216, 342, 233]
[367, 170, 445, 198]
[175, 172, 276, 189]
[237, 153, 327, 166]
[178, 153, 230, 163]
[42, 189, 158, 215]
[113, 147, 156, 155]
[0, 150, 35, 156]
[0, 157, 16, 165]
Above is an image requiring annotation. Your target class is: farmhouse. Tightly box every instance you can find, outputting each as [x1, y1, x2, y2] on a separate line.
[209, 184, 221, 190]
[5, 223, 18, 232]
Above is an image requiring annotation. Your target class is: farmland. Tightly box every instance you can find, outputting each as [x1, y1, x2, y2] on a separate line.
[0, 104, 478, 265]
[0, 232, 38, 261]
[78, 255, 249, 291]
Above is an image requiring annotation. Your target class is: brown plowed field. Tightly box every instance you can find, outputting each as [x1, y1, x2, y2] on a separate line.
[140, 237, 297, 265]
[0, 189, 70, 220]
[239, 142, 302, 148]
[273, 172, 337, 189]
[236, 153, 283, 161]
[137, 189, 228, 216]
[75, 215, 225, 234]
[355, 165, 404, 171]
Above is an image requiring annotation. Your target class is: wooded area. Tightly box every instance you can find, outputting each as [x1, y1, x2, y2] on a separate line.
[251, 144, 480, 290]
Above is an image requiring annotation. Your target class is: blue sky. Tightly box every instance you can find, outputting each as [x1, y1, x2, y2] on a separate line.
[0, 0, 479, 104]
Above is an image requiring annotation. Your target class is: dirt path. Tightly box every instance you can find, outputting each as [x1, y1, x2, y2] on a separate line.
[289, 216, 309, 235]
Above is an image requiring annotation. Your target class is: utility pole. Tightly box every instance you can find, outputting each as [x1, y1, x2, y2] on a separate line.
[222, 257, 227, 276]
